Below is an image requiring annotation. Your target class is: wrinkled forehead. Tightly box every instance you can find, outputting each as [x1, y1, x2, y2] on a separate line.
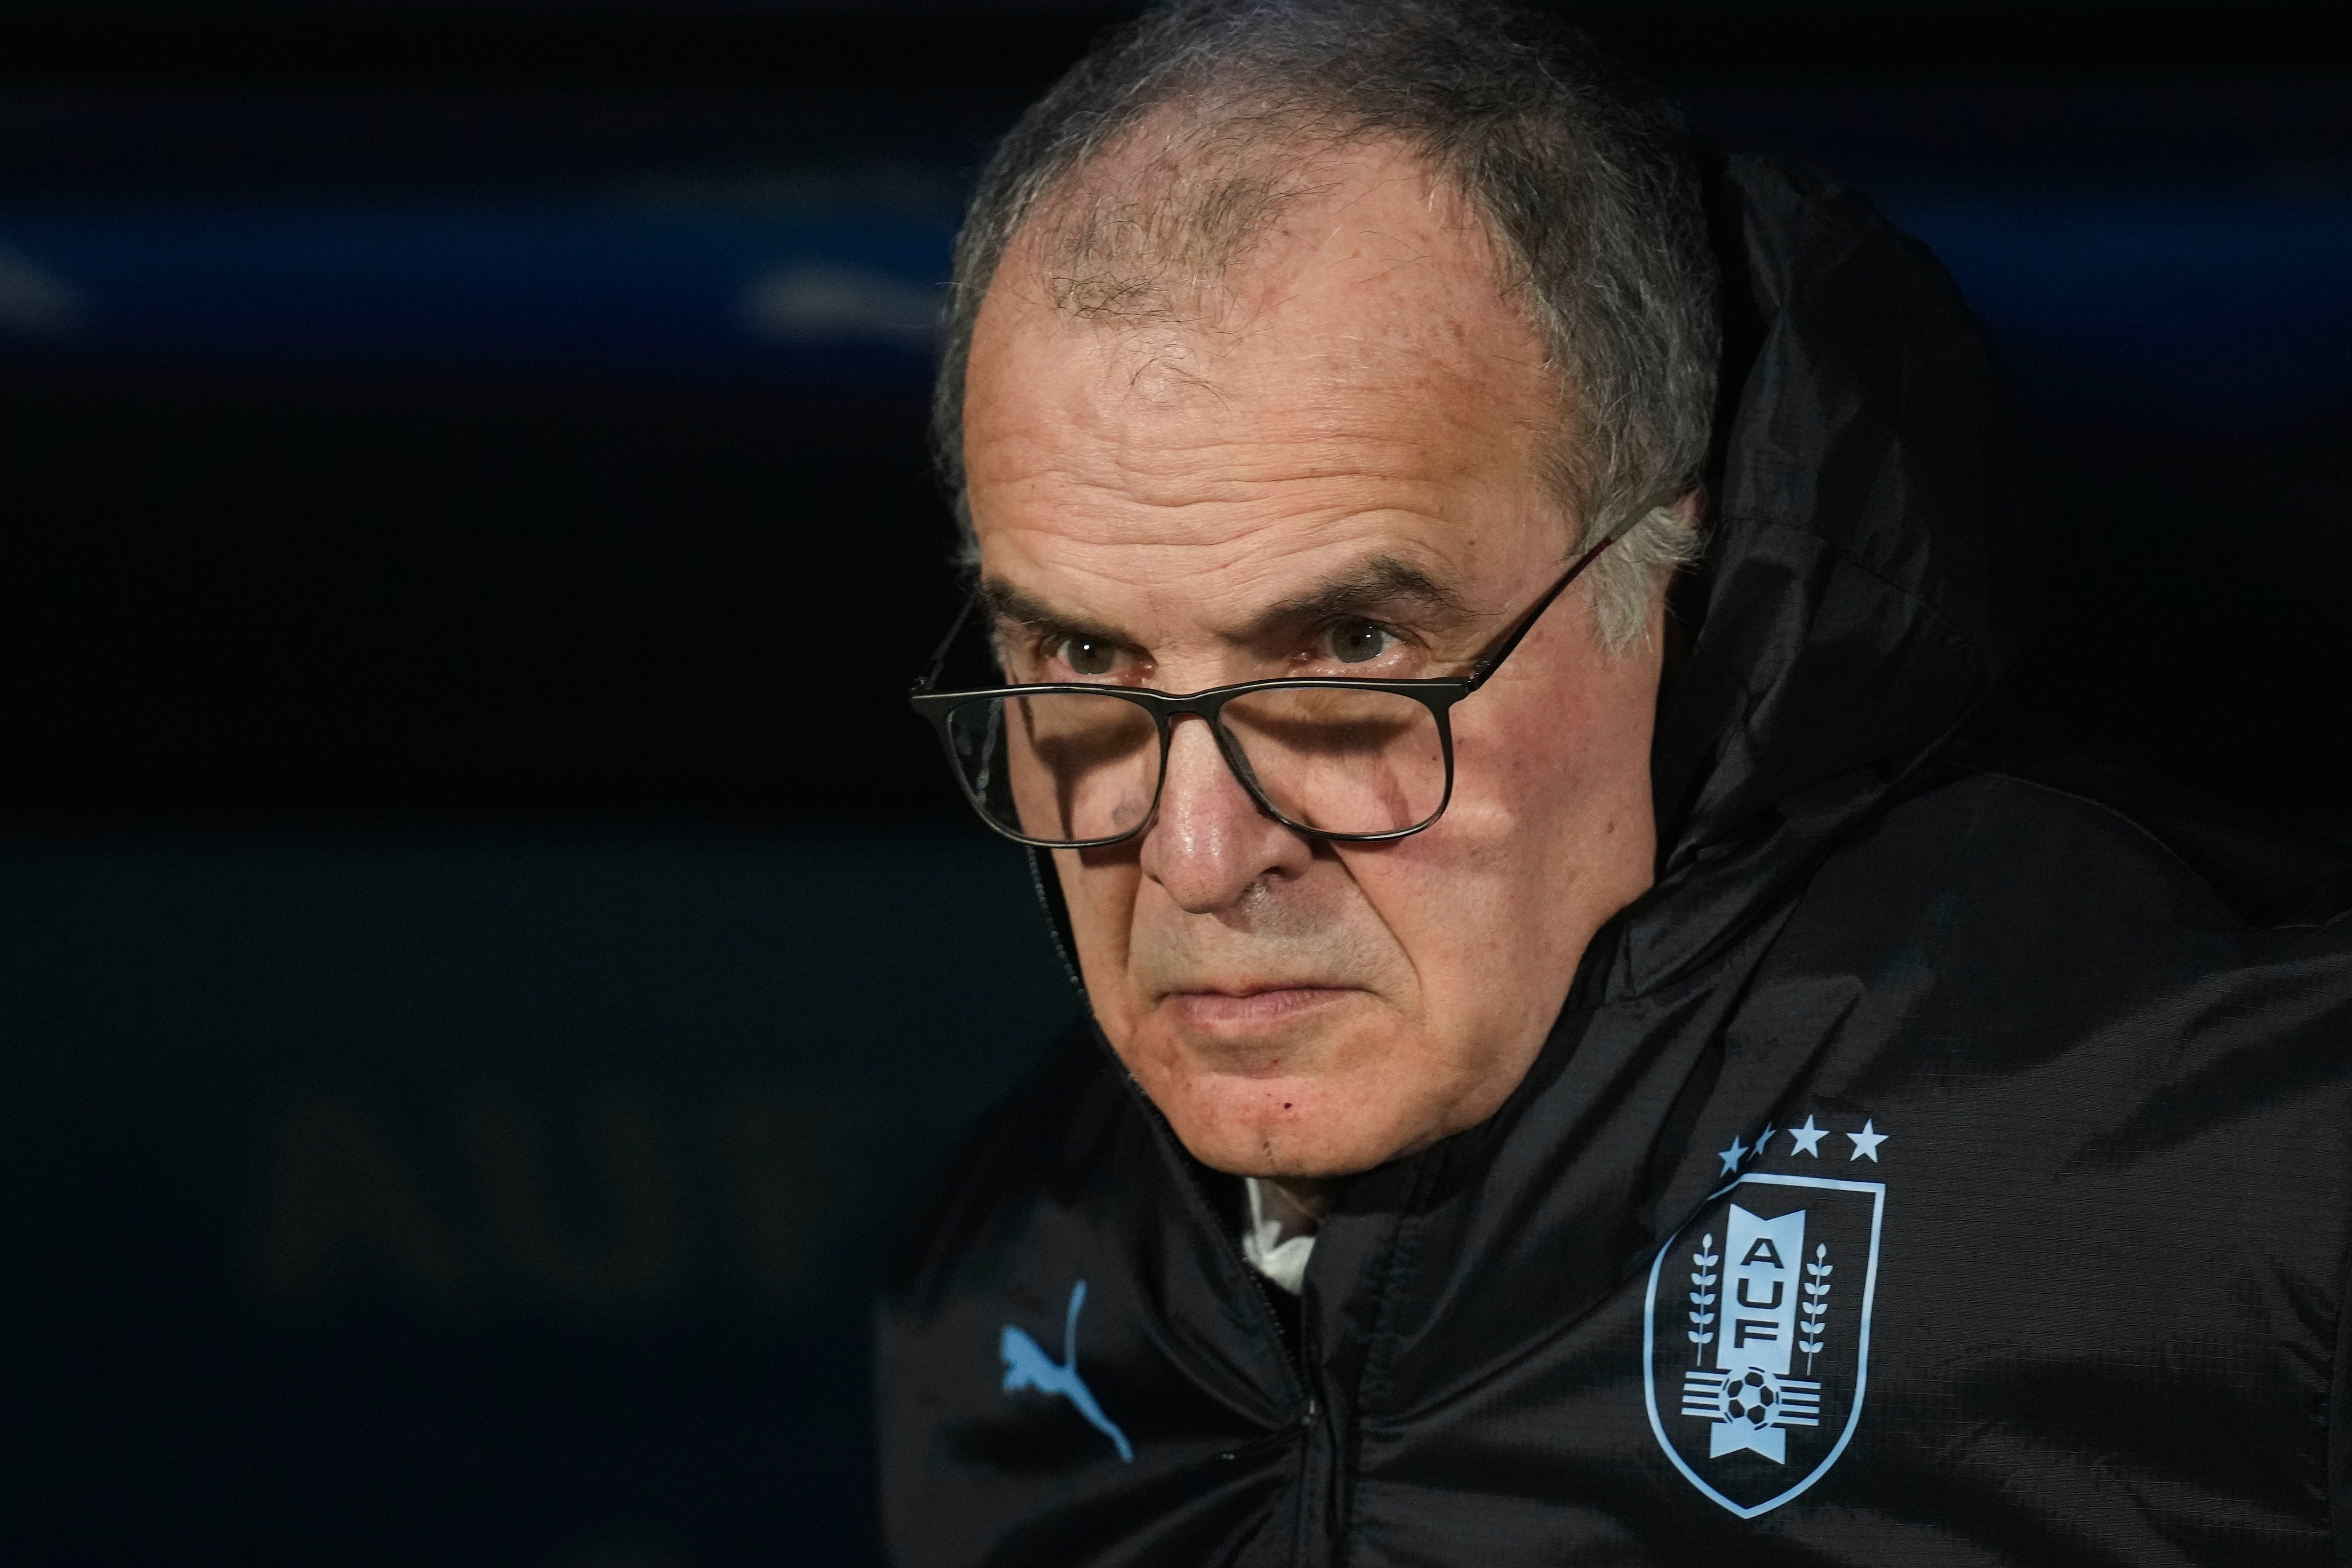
[957, 131, 1581, 659]
[968, 144, 1568, 540]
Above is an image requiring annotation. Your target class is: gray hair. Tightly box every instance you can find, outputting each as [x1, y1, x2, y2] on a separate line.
[934, 0, 1719, 650]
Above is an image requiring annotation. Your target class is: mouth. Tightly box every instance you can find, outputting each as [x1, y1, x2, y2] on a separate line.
[1163, 984, 1364, 1034]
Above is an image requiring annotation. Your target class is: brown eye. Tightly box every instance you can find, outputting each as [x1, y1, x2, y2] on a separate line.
[1327, 621, 1391, 665]
[1059, 637, 1117, 676]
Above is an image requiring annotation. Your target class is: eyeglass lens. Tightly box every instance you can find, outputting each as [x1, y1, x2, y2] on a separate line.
[944, 687, 1446, 845]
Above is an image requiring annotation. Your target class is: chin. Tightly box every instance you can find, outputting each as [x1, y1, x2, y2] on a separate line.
[1111, 991, 1448, 1177]
[1144, 1043, 1428, 1179]
[1175, 1093, 1420, 1179]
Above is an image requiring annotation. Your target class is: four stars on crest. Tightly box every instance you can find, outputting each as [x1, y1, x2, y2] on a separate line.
[1717, 1115, 1888, 1173]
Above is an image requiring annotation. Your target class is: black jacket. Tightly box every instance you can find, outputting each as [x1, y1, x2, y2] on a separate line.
[878, 159, 2352, 1565]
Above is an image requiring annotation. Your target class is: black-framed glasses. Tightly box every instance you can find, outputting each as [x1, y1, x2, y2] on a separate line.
[908, 529, 1621, 849]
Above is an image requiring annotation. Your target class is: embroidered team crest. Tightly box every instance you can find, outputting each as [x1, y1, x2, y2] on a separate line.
[1643, 1171, 1884, 1517]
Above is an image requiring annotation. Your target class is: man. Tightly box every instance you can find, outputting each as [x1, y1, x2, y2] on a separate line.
[881, 1, 2352, 1561]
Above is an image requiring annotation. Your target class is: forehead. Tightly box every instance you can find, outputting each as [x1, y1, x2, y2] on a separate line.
[961, 136, 1570, 610]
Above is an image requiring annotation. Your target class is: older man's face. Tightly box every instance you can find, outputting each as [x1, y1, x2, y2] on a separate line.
[961, 142, 1663, 1180]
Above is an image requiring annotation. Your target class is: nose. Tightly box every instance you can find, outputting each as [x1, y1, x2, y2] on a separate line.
[1138, 716, 1313, 913]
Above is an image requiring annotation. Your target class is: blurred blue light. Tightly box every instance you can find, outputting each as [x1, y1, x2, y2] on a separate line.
[1883, 192, 2352, 426]
[5, 191, 2349, 426]
[0, 201, 956, 389]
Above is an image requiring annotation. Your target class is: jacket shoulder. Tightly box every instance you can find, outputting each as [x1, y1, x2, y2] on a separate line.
[1754, 764, 2352, 1091]
[1828, 764, 2352, 937]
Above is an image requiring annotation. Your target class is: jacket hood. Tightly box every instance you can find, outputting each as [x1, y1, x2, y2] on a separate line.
[1628, 155, 2031, 987]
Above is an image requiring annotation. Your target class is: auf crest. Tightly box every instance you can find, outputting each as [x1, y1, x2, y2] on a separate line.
[1644, 1171, 1886, 1518]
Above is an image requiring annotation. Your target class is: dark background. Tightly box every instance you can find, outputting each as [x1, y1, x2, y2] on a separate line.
[2, 2, 2347, 1563]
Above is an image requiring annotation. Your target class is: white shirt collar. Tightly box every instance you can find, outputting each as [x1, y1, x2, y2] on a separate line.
[1240, 1176, 1317, 1296]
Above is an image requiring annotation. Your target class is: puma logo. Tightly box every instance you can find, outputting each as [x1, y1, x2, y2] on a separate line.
[1000, 1279, 1134, 1463]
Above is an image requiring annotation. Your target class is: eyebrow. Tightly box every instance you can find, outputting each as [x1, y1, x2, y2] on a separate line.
[1242, 555, 1471, 642]
[981, 553, 1474, 657]
[979, 579, 1128, 647]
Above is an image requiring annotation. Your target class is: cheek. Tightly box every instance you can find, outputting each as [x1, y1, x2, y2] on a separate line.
[1336, 657, 1638, 995]
[1438, 684, 1600, 848]
[1446, 599, 1655, 839]
[1330, 828, 1521, 1016]
[1055, 848, 1145, 1018]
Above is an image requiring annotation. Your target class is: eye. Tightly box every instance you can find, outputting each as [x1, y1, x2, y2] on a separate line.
[1325, 621, 1392, 665]
[1055, 636, 1118, 677]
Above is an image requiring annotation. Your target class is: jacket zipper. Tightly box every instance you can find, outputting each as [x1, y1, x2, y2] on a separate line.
[1184, 1155, 1313, 1396]
[1168, 1156, 1331, 1564]
[1117, 1039, 1330, 1556]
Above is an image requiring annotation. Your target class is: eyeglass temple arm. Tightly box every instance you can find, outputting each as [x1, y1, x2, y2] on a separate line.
[1463, 526, 1626, 689]
[912, 591, 981, 695]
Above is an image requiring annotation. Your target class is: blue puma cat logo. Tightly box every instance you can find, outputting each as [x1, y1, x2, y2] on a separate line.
[1001, 1279, 1134, 1463]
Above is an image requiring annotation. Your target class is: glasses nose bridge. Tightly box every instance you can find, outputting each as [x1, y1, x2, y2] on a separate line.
[1152, 696, 1268, 818]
